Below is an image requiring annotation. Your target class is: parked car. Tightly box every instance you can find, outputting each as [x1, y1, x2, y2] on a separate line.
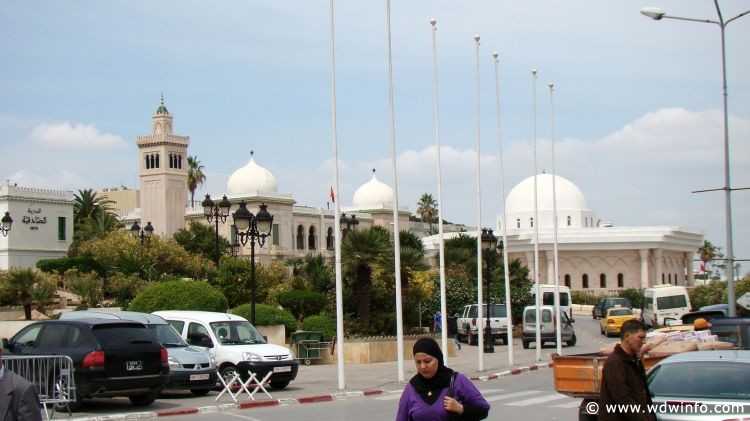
[60, 310, 217, 395]
[646, 350, 750, 420]
[592, 297, 632, 319]
[678, 309, 727, 326]
[456, 303, 509, 346]
[521, 305, 576, 349]
[641, 285, 691, 328]
[154, 310, 298, 390]
[708, 317, 750, 350]
[600, 307, 638, 337]
[2, 319, 169, 409]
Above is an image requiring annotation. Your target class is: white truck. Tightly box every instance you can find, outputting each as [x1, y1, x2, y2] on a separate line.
[456, 303, 509, 346]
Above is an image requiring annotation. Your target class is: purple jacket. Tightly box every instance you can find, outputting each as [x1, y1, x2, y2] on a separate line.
[396, 373, 490, 420]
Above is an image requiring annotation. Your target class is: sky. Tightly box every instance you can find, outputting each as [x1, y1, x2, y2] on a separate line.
[1, 1, 749, 275]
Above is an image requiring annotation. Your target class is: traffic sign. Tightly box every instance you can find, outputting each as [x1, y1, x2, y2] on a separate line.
[737, 292, 750, 311]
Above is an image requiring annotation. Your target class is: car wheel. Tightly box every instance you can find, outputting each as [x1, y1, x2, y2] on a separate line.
[220, 365, 239, 385]
[50, 372, 81, 412]
[191, 389, 210, 396]
[129, 389, 159, 406]
[522, 340, 529, 349]
[566, 333, 577, 346]
[600, 326, 604, 335]
[270, 380, 290, 390]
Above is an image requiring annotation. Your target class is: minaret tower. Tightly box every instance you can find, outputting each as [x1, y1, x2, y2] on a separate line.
[136, 94, 189, 237]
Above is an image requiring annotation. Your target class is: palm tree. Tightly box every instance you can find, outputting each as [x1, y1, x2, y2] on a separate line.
[341, 228, 391, 331]
[2, 268, 43, 320]
[698, 240, 717, 274]
[416, 193, 438, 234]
[74, 189, 116, 225]
[187, 156, 206, 209]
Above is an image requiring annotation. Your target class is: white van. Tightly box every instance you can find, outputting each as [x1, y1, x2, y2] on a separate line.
[531, 284, 572, 319]
[641, 285, 691, 328]
[153, 310, 298, 390]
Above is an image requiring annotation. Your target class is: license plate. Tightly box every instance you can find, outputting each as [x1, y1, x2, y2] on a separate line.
[273, 366, 291, 373]
[126, 361, 143, 371]
[189, 373, 210, 381]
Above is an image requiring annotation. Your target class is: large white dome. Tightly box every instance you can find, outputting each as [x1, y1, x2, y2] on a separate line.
[506, 174, 588, 213]
[226, 156, 278, 196]
[352, 172, 393, 209]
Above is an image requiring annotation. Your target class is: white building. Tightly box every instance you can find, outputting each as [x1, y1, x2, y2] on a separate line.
[423, 173, 704, 292]
[0, 183, 75, 270]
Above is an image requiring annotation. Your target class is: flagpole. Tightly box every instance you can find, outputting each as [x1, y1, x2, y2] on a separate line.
[550, 82, 562, 355]
[532, 68, 541, 362]
[430, 17, 449, 361]
[328, 0, 346, 390]
[385, 0, 404, 383]
[474, 34, 485, 372]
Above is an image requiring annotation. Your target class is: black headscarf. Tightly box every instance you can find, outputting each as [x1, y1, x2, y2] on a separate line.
[409, 337, 454, 405]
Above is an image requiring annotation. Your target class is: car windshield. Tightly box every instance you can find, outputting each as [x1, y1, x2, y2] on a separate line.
[92, 324, 157, 346]
[648, 361, 750, 399]
[210, 321, 266, 345]
[609, 308, 633, 317]
[147, 324, 187, 347]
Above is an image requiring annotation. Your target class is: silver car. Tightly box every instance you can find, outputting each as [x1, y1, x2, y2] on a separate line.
[647, 350, 750, 420]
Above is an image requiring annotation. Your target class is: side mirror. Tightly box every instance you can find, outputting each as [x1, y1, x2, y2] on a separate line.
[2, 338, 10, 351]
[262, 335, 268, 342]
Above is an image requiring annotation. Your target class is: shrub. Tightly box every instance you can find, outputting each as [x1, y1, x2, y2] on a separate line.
[233, 303, 296, 333]
[571, 290, 606, 306]
[618, 288, 644, 310]
[36, 255, 105, 276]
[276, 290, 325, 327]
[301, 315, 337, 341]
[128, 280, 227, 313]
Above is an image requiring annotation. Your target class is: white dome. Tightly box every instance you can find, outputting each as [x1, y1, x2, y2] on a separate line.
[506, 174, 588, 213]
[226, 156, 278, 195]
[352, 173, 393, 209]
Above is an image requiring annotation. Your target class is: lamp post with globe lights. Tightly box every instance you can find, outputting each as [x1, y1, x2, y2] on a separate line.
[201, 194, 232, 266]
[232, 201, 273, 325]
[130, 221, 154, 245]
[1, 212, 12, 237]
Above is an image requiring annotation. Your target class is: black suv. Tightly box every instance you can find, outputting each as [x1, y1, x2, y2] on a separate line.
[592, 297, 632, 319]
[3, 319, 169, 409]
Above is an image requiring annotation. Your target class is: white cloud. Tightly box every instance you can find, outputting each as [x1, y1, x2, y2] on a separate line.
[26, 122, 127, 149]
[6, 170, 87, 191]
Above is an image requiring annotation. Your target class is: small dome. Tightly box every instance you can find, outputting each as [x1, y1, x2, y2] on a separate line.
[352, 171, 393, 209]
[226, 156, 278, 195]
[155, 93, 169, 115]
[506, 174, 588, 213]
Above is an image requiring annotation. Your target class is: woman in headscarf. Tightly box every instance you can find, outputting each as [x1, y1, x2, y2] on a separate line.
[396, 338, 490, 420]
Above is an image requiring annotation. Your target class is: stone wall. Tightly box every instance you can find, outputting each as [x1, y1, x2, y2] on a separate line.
[309, 336, 456, 365]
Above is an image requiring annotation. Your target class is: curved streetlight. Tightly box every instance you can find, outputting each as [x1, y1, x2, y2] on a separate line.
[202, 194, 232, 266]
[232, 201, 273, 325]
[640, 2, 749, 316]
[130, 221, 154, 245]
[1, 212, 13, 237]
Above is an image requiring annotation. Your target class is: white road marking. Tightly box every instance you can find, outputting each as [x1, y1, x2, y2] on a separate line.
[552, 400, 584, 408]
[223, 411, 264, 421]
[485, 390, 541, 402]
[507, 393, 568, 406]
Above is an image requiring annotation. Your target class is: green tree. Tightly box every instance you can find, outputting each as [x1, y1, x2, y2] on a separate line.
[698, 240, 718, 278]
[173, 220, 231, 263]
[444, 234, 478, 281]
[129, 280, 228, 313]
[214, 257, 251, 308]
[74, 188, 116, 225]
[416, 193, 438, 234]
[277, 290, 326, 329]
[1, 268, 44, 320]
[301, 253, 334, 296]
[71, 189, 121, 254]
[66, 270, 102, 310]
[187, 156, 207, 210]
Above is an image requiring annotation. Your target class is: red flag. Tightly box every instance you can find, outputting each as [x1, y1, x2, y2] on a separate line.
[700, 263, 706, 273]
[329, 187, 335, 203]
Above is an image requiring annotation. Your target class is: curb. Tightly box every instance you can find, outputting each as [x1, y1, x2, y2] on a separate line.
[67, 363, 551, 420]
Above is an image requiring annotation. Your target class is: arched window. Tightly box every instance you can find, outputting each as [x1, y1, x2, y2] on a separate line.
[582, 274, 589, 289]
[668, 273, 672, 284]
[564, 274, 571, 288]
[326, 227, 334, 250]
[296, 225, 305, 250]
[516, 219, 520, 229]
[155, 153, 160, 168]
[178, 154, 182, 169]
[308, 226, 317, 250]
[149, 154, 155, 169]
[567, 216, 571, 227]
[600, 273, 607, 288]
[530, 217, 534, 228]
[617, 273, 624, 288]
[661, 273, 665, 284]
[145, 155, 150, 169]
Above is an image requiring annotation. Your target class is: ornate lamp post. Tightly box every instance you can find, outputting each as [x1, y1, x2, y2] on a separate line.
[201, 194, 232, 266]
[340, 212, 359, 237]
[480, 228, 498, 353]
[1, 212, 12, 237]
[130, 221, 154, 245]
[232, 201, 273, 325]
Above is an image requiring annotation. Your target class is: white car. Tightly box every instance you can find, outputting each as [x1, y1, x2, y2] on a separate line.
[153, 310, 298, 390]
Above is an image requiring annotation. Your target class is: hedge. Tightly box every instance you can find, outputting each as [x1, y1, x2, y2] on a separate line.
[232, 303, 296, 333]
[36, 255, 105, 276]
[128, 280, 227, 313]
[301, 315, 337, 341]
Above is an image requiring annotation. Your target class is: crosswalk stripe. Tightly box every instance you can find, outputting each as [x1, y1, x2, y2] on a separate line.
[506, 394, 568, 406]
[485, 390, 541, 402]
[551, 400, 583, 408]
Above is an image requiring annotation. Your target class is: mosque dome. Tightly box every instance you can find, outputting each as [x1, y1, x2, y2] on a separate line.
[506, 173, 588, 213]
[352, 171, 393, 209]
[226, 155, 278, 196]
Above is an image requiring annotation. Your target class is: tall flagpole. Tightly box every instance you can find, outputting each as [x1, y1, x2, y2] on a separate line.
[385, 0, 404, 382]
[328, 0, 345, 390]
[532, 68, 541, 362]
[493, 51, 513, 367]
[550, 82, 562, 355]
[430, 17, 449, 361]
[474, 34, 485, 371]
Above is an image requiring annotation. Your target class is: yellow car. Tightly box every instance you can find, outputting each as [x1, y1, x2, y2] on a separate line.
[600, 307, 637, 337]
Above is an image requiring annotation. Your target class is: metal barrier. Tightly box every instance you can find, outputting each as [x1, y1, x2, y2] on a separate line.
[2, 355, 76, 419]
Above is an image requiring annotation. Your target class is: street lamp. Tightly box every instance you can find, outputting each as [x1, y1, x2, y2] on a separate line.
[480, 228, 498, 353]
[340, 212, 359, 237]
[640, 2, 749, 316]
[227, 238, 240, 257]
[202, 194, 232, 266]
[232, 201, 273, 325]
[130, 221, 154, 245]
[1, 212, 12, 237]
